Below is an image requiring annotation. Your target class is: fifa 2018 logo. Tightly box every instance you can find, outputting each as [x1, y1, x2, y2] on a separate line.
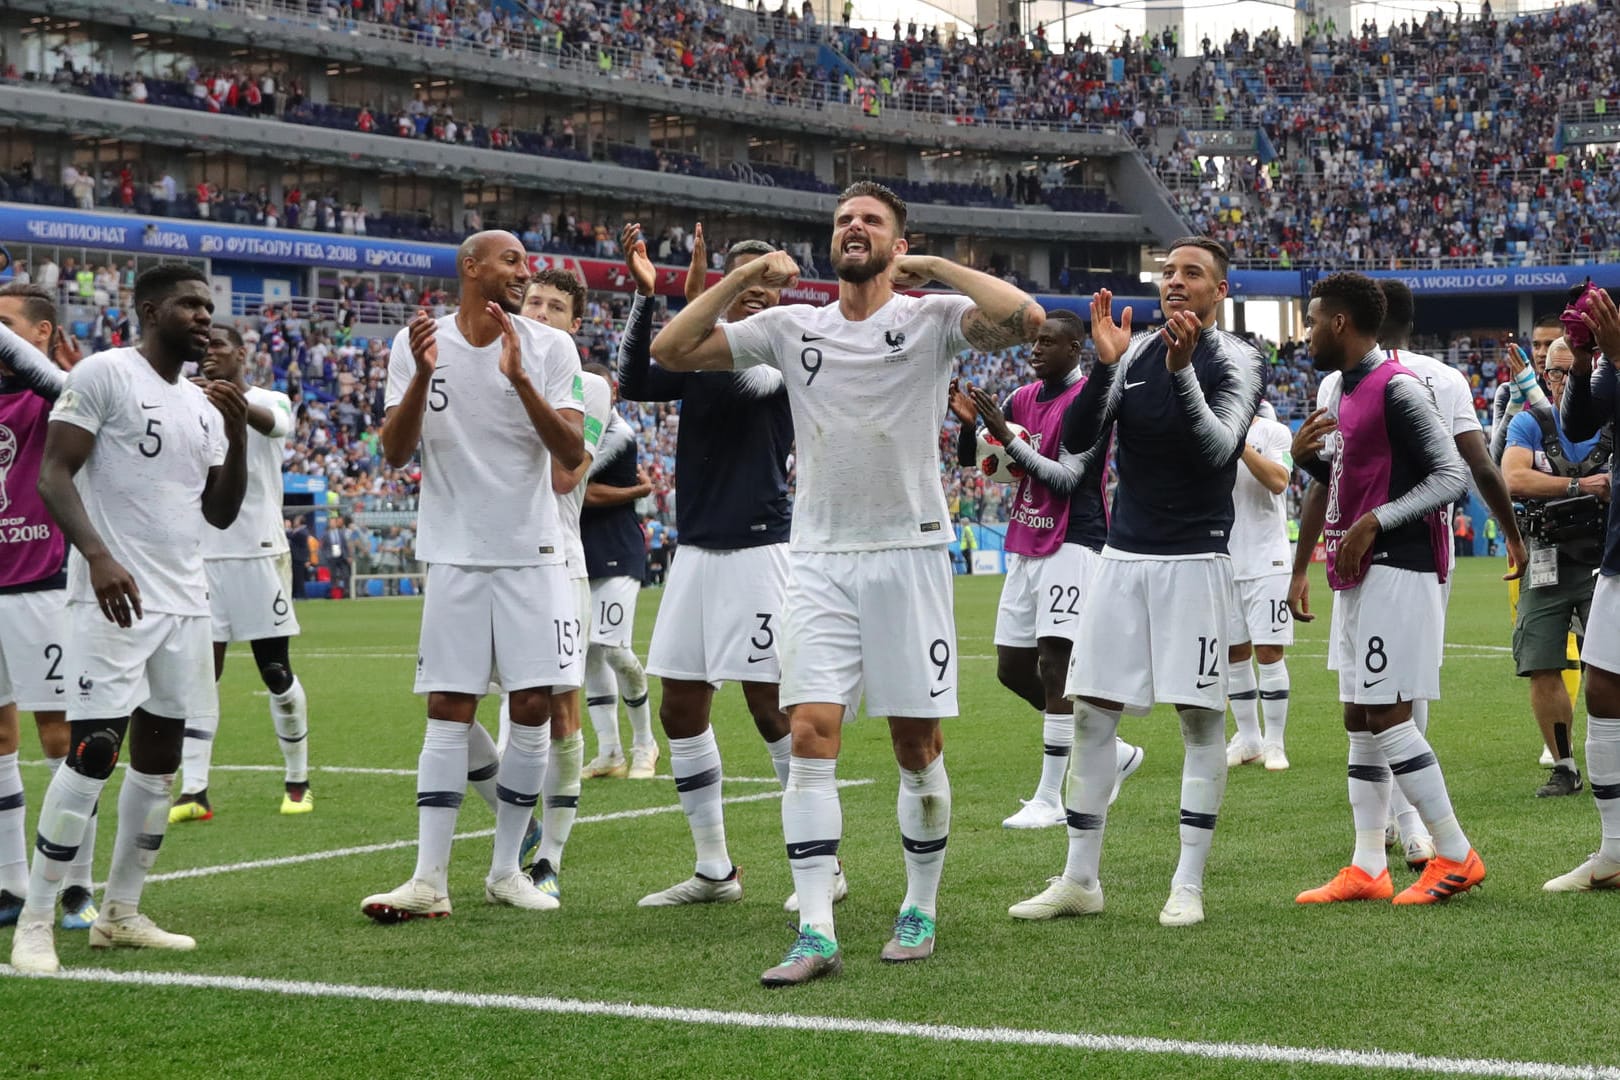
[0, 423, 16, 514]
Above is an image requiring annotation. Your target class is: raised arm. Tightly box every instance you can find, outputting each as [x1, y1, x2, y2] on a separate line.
[891, 256, 1044, 351]
[0, 319, 66, 400]
[1567, 288, 1620, 441]
[492, 302, 583, 471]
[653, 251, 799, 372]
[201, 381, 249, 530]
[381, 313, 436, 467]
[617, 292, 688, 402]
[1169, 333, 1264, 469]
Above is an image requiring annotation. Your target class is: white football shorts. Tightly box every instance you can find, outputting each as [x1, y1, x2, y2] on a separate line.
[647, 543, 789, 686]
[1226, 572, 1296, 648]
[1328, 565, 1443, 705]
[63, 603, 213, 720]
[1581, 572, 1620, 676]
[206, 553, 300, 643]
[587, 575, 640, 650]
[994, 543, 1100, 648]
[0, 589, 69, 711]
[780, 547, 956, 719]
[1066, 551, 1234, 715]
[417, 562, 579, 695]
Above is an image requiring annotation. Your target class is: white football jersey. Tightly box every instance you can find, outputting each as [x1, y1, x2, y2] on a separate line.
[204, 384, 293, 560]
[50, 348, 227, 616]
[385, 313, 583, 567]
[723, 292, 974, 552]
[560, 369, 613, 580]
[1229, 415, 1293, 581]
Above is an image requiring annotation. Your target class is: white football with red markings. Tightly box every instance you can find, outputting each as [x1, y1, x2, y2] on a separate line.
[975, 423, 1030, 484]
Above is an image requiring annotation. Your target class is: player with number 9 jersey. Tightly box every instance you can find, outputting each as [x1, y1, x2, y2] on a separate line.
[653, 182, 1047, 985]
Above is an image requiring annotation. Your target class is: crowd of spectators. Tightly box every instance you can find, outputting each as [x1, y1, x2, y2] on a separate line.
[82, 0, 1620, 272]
[1158, 6, 1620, 268]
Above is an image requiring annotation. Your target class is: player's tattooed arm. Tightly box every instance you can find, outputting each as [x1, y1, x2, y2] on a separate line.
[0, 318, 66, 400]
[1371, 375, 1469, 532]
[911, 258, 1043, 350]
[961, 300, 1043, 352]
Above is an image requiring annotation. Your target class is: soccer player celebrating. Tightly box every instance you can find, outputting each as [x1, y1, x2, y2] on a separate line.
[616, 225, 806, 907]
[171, 326, 314, 822]
[654, 181, 1044, 985]
[1009, 237, 1264, 929]
[10, 265, 248, 974]
[1370, 282, 1526, 854]
[0, 290, 98, 933]
[579, 364, 658, 780]
[1222, 400, 1297, 771]
[502, 268, 612, 904]
[1289, 271, 1485, 907]
[1544, 286, 1620, 892]
[948, 311, 1143, 828]
[362, 232, 584, 921]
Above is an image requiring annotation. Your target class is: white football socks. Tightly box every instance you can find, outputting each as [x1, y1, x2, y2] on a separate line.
[270, 676, 310, 785]
[104, 768, 174, 908]
[1062, 701, 1122, 889]
[765, 733, 792, 788]
[23, 764, 103, 921]
[1173, 707, 1228, 891]
[1035, 712, 1072, 804]
[0, 752, 27, 897]
[670, 727, 730, 880]
[1257, 659, 1290, 748]
[604, 645, 655, 751]
[538, 730, 583, 870]
[1227, 660, 1261, 747]
[897, 754, 950, 919]
[585, 647, 622, 757]
[782, 756, 841, 938]
[466, 719, 501, 812]
[1376, 720, 1469, 862]
[411, 719, 469, 893]
[1347, 731, 1391, 876]
[179, 708, 218, 796]
[1587, 716, 1620, 861]
[45, 756, 94, 890]
[489, 722, 548, 879]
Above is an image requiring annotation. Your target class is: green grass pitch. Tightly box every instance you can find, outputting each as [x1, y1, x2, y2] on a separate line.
[3, 559, 1618, 1078]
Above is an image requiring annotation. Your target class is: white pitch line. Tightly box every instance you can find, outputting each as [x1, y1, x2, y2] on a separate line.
[132, 779, 875, 887]
[2, 967, 1614, 1080]
[15, 761, 787, 786]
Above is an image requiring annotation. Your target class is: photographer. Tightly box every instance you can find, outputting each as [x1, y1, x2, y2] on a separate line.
[1502, 337, 1612, 798]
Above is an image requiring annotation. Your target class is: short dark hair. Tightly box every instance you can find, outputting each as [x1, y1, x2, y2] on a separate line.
[213, 325, 245, 349]
[1166, 236, 1230, 279]
[836, 181, 908, 234]
[134, 264, 209, 312]
[1046, 308, 1084, 340]
[723, 240, 774, 274]
[583, 361, 613, 383]
[0, 282, 57, 327]
[1535, 312, 1565, 330]
[1310, 272, 1387, 335]
[528, 269, 586, 323]
[1376, 279, 1415, 337]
